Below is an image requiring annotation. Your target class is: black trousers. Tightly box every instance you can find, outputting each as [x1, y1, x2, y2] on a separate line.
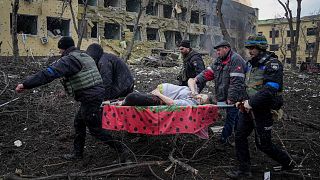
[235, 110, 291, 171]
[73, 98, 123, 155]
[122, 92, 165, 106]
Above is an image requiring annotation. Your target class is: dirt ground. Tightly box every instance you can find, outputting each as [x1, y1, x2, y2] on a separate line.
[0, 58, 320, 180]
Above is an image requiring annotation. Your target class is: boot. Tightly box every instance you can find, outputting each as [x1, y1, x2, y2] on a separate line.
[62, 152, 83, 160]
[226, 170, 252, 179]
[119, 149, 131, 164]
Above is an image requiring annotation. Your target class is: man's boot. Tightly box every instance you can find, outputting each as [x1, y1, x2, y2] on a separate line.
[226, 169, 252, 179]
[62, 151, 83, 160]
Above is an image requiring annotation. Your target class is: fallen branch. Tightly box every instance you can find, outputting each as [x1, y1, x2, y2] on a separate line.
[290, 116, 320, 131]
[5, 161, 166, 180]
[167, 148, 199, 175]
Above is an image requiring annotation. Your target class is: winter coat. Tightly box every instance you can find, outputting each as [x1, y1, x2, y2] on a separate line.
[23, 47, 104, 102]
[196, 50, 247, 102]
[178, 50, 205, 86]
[96, 53, 134, 100]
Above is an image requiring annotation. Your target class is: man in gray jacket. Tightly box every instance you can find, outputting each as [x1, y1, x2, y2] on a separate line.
[194, 40, 247, 146]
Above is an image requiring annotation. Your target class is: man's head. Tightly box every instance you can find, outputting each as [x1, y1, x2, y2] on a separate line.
[194, 94, 214, 105]
[86, 43, 104, 64]
[214, 40, 231, 58]
[58, 36, 75, 54]
[245, 33, 268, 58]
[178, 40, 191, 55]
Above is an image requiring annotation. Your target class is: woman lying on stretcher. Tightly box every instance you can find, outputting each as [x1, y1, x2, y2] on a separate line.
[122, 78, 214, 106]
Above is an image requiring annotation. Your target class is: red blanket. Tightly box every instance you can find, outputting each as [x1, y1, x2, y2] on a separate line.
[102, 105, 218, 137]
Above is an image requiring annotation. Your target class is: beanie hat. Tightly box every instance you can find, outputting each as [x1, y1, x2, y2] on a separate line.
[245, 34, 268, 50]
[86, 43, 104, 64]
[58, 36, 75, 50]
[178, 40, 191, 48]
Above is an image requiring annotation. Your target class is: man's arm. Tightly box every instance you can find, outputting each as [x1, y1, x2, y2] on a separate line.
[187, 78, 198, 95]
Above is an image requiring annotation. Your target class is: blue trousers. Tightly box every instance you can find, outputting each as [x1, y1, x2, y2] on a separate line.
[220, 106, 239, 143]
[235, 110, 291, 171]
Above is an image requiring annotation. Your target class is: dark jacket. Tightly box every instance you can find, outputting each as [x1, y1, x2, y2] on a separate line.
[246, 52, 284, 111]
[95, 53, 134, 100]
[178, 50, 205, 86]
[23, 47, 104, 102]
[196, 50, 247, 102]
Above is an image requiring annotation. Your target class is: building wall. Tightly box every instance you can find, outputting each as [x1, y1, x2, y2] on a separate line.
[0, 0, 257, 59]
[257, 16, 320, 64]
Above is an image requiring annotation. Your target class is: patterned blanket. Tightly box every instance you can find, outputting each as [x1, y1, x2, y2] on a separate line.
[102, 105, 218, 138]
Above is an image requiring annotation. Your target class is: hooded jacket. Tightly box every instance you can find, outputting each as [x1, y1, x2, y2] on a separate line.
[86, 44, 134, 100]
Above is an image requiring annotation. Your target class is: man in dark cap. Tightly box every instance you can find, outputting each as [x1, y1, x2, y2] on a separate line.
[192, 40, 247, 148]
[177, 40, 205, 86]
[15, 36, 128, 162]
[86, 43, 134, 100]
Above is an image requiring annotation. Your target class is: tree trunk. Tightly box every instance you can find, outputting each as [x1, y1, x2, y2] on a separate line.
[11, 0, 19, 61]
[311, 21, 320, 64]
[292, 0, 302, 68]
[216, 0, 234, 50]
[277, 0, 301, 69]
[77, 0, 89, 49]
[68, 0, 79, 36]
[182, 0, 192, 40]
[123, 0, 148, 62]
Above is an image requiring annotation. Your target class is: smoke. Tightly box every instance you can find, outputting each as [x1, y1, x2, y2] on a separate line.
[232, 0, 252, 7]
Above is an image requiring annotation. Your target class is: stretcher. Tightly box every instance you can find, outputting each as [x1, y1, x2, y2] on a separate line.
[101, 102, 234, 138]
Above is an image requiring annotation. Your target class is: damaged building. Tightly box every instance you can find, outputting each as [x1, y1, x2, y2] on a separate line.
[0, 0, 257, 60]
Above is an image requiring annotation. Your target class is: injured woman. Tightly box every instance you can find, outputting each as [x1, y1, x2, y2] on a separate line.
[122, 78, 214, 106]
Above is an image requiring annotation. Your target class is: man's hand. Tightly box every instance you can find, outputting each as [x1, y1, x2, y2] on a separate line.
[15, 84, 25, 93]
[243, 100, 252, 112]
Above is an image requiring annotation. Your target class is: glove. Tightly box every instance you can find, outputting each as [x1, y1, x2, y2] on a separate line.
[243, 100, 252, 112]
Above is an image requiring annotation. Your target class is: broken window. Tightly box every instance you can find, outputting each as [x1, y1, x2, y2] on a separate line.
[164, 31, 175, 49]
[104, 23, 120, 39]
[127, 25, 141, 41]
[146, 28, 159, 41]
[307, 28, 316, 36]
[189, 34, 199, 48]
[175, 32, 182, 46]
[126, 0, 140, 12]
[78, 0, 97, 6]
[306, 42, 315, 52]
[287, 30, 296, 37]
[90, 22, 98, 38]
[163, 4, 172, 18]
[201, 15, 208, 25]
[146, 2, 158, 16]
[47, 17, 70, 36]
[104, 0, 120, 8]
[269, 30, 279, 38]
[190, 11, 199, 24]
[10, 14, 37, 35]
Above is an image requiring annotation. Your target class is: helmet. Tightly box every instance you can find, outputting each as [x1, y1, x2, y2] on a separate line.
[245, 34, 268, 50]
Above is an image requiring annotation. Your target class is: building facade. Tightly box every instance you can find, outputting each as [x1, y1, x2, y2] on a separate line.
[257, 15, 320, 64]
[0, 0, 257, 59]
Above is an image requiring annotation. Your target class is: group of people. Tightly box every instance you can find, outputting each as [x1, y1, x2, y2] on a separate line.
[15, 33, 294, 178]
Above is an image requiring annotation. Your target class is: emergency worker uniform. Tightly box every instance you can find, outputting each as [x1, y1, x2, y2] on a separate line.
[22, 38, 125, 159]
[234, 35, 293, 174]
[196, 42, 247, 144]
